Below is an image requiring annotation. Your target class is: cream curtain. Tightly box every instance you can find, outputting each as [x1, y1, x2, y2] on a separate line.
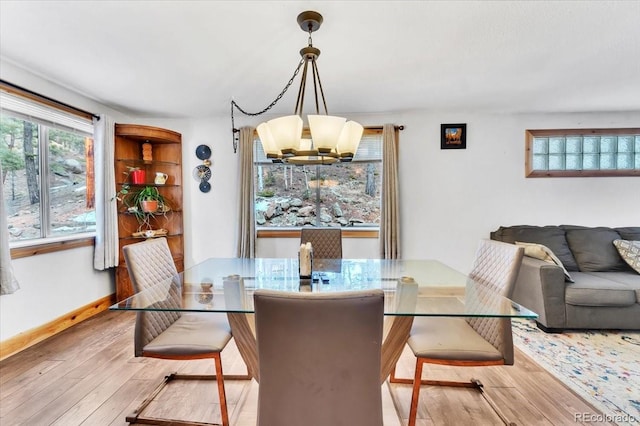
[93, 114, 119, 270]
[236, 126, 256, 258]
[0, 163, 20, 295]
[380, 124, 400, 259]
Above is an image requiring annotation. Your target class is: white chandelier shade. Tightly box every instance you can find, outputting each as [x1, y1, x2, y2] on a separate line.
[307, 115, 346, 152]
[257, 115, 364, 161]
[337, 121, 364, 158]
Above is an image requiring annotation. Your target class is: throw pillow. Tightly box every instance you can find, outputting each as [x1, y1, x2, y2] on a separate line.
[515, 241, 574, 282]
[613, 239, 640, 274]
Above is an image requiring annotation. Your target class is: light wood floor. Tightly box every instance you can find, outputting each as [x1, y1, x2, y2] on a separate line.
[0, 311, 613, 426]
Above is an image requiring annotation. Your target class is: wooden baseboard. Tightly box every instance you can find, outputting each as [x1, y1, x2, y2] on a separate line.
[0, 294, 116, 361]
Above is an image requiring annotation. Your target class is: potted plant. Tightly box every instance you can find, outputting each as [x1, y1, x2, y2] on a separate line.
[116, 185, 171, 231]
[131, 186, 166, 213]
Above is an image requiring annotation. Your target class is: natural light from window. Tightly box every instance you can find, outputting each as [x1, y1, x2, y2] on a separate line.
[253, 133, 382, 229]
[1, 92, 95, 243]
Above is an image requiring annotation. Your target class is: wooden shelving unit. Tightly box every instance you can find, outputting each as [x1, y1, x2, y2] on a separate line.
[114, 123, 183, 300]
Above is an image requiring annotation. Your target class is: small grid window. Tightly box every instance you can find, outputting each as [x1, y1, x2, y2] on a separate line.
[526, 129, 640, 177]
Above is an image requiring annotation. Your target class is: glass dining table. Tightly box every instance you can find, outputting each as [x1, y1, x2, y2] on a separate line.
[110, 257, 537, 382]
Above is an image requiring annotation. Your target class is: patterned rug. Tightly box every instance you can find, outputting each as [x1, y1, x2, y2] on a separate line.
[512, 319, 640, 426]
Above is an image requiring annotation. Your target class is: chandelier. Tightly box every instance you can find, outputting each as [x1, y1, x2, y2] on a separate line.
[231, 11, 363, 165]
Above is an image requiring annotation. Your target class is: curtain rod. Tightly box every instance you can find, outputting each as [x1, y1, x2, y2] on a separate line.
[0, 79, 100, 121]
[368, 125, 405, 131]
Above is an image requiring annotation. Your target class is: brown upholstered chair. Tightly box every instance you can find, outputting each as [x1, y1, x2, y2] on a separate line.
[123, 237, 240, 426]
[254, 289, 385, 426]
[390, 239, 524, 426]
[300, 227, 343, 258]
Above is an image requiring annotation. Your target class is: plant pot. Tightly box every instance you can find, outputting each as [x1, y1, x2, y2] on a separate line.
[140, 200, 158, 213]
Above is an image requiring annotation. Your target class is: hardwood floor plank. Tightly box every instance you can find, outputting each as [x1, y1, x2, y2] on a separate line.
[49, 358, 145, 426]
[0, 359, 63, 398]
[19, 347, 136, 425]
[1, 377, 82, 424]
[486, 387, 555, 425]
[80, 379, 155, 426]
[0, 310, 620, 426]
[106, 378, 166, 426]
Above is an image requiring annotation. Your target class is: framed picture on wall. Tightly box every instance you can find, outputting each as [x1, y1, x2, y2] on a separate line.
[441, 123, 467, 149]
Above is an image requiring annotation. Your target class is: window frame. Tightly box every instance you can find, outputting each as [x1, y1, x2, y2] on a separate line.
[254, 127, 384, 239]
[1, 82, 97, 256]
[525, 128, 640, 177]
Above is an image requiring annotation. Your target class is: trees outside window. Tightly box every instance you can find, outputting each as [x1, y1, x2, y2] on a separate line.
[254, 133, 382, 229]
[1, 96, 95, 242]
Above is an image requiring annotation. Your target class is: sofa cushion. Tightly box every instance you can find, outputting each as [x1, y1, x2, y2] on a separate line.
[612, 240, 640, 274]
[615, 227, 640, 241]
[565, 272, 638, 307]
[565, 228, 629, 272]
[490, 226, 578, 271]
[584, 271, 640, 303]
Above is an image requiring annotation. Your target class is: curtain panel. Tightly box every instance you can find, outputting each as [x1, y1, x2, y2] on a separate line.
[236, 126, 256, 258]
[93, 114, 119, 270]
[0, 163, 20, 294]
[380, 124, 400, 259]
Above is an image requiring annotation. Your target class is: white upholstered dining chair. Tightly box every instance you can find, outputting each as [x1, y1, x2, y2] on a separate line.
[253, 289, 385, 426]
[123, 237, 246, 426]
[390, 239, 524, 426]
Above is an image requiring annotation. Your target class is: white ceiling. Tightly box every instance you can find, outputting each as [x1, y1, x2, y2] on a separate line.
[1, 1, 639, 119]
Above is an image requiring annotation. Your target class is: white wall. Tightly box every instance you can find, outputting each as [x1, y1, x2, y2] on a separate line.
[1, 61, 127, 341]
[0, 246, 114, 340]
[394, 110, 640, 272]
[2, 59, 639, 342]
[139, 109, 640, 275]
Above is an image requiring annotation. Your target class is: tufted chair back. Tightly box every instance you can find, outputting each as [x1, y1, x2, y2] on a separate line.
[123, 237, 181, 357]
[465, 239, 524, 365]
[300, 228, 343, 259]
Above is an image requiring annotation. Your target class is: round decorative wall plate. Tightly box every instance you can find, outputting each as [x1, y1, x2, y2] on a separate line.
[199, 180, 211, 193]
[195, 144, 212, 160]
[193, 165, 212, 182]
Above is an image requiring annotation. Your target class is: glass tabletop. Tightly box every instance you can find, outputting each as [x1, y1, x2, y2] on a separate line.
[110, 258, 538, 319]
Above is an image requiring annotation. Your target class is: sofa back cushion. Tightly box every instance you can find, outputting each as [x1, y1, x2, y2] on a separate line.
[490, 225, 578, 271]
[615, 227, 640, 241]
[565, 227, 630, 272]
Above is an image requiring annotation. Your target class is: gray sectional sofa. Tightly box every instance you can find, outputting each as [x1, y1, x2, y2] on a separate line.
[490, 225, 640, 332]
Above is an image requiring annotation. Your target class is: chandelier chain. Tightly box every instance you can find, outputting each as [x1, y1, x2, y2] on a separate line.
[231, 57, 306, 153]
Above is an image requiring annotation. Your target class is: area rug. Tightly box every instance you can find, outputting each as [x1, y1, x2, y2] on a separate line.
[512, 319, 640, 425]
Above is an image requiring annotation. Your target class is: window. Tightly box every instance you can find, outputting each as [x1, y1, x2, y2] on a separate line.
[1, 89, 95, 244]
[526, 128, 640, 177]
[254, 130, 382, 229]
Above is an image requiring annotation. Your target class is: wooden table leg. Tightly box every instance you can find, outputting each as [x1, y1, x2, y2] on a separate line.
[380, 315, 414, 384]
[227, 312, 259, 383]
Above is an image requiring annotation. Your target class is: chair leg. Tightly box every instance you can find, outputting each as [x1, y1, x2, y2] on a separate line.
[214, 354, 229, 426]
[391, 359, 469, 426]
[408, 358, 424, 426]
[392, 357, 515, 426]
[473, 379, 516, 426]
[389, 363, 414, 385]
[126, 362, 252, 426]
